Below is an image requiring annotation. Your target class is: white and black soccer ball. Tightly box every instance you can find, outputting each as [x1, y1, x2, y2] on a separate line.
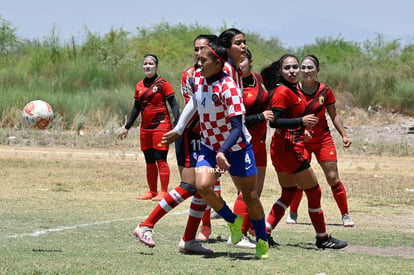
[22, 100, 54, 129]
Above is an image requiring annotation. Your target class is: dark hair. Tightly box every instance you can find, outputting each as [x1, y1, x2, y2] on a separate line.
[302, 54, 320, 68]
[260, 54, 299, 91]
[246, 49, 252, 60]
[218, 28, 244, 49]
[194, 34, 218, 44]
[205, 41, 228, 65]
[143, 54, 159, 64]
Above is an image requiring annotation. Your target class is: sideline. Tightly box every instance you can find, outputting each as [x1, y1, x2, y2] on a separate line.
[6, 210, 188, 238]
[0, 146, 145, 160]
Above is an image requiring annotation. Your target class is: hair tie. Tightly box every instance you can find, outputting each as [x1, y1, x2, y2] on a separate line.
[205, 45, 226, 63]
[306, 56, 319, 68]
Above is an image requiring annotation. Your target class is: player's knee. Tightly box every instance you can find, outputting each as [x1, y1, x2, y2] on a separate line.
[179, 181, 197, 195]
[325, 172, 338, 185]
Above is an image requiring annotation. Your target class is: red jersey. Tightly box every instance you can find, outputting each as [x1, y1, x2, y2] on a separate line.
[270, 84, 306, 152]
[243, 73, 269, 140]
[299, 82, 336, 138]
[134, 76, 175, 130]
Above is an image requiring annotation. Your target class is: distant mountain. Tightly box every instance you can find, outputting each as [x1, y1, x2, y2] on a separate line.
[259, 17, 409, 48]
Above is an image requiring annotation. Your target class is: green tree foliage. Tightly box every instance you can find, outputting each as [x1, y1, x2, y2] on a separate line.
[0, 16, 19, 55]
[0, 21, 413, 129]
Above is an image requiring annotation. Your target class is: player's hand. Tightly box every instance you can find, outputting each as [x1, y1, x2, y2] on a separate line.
[215, 152, 230, 173]
[303, 114, 319, 129]
[117, 129, 128, 140]
[263, 110, 274, 122]
[304, 129, 312, 141]
[343, 136, 352, 148]
[162, 130, 180, 145]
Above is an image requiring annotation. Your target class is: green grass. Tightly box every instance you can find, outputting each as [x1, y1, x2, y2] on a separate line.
[0, 142, 413, 274]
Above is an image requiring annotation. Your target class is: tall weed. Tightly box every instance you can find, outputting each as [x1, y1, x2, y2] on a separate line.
[1, 22, 413, 129]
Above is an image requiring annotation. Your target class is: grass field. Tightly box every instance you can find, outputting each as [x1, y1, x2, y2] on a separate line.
[0, 131, 413, 274]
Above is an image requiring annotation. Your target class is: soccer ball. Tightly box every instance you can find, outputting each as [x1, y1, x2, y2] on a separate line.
[22, 100, 54, 129]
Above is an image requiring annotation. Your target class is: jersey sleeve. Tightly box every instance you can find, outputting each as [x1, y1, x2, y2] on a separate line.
[181, 67, 195, 102]
[270, 85, 288, 111]
[326, 86, 336, 105]
[222, 77, 245, 118]
[162, 80, 175, 98]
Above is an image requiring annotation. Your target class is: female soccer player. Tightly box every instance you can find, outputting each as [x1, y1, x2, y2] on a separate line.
[218, 28, 258, 249]
[228, 49, 273, 248]
[285, 54, 354, 227]
[134, 36, 217, 254]
[163, 41, 269, 259]
[117, 54, 179, 201]
[261, 54, 348, 250]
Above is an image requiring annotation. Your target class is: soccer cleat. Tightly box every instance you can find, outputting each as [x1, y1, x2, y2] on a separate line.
[178, 239, 214, 254]
[286, 212, 298, 224]
[267, 234, 279, 248]
[255, 239, 269, 259]
[228, 214, 244, 245]
[151, 191, 169, 201]
[134, 225, 155, 248]
[196, 225, 211, 242]
[316, 235, 348, 250]
[137, 191, 157, 200]
[226, 235, 256, 249]
[210, 210, 221, 219]
[342, 214, 355, 227]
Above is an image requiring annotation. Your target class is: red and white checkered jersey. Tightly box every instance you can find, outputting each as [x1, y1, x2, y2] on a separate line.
[223, 61, 243, 90]
[193, 71, 251, 152]
[181, 64, 197, 103]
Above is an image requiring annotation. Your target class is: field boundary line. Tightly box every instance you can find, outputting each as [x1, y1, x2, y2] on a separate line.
[0, 147, 144, 158]
[6, 210, 188, 238]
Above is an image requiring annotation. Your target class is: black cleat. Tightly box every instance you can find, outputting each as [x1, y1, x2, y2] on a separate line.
[267, 234, 279, 248]
[316, 235, 348, 250]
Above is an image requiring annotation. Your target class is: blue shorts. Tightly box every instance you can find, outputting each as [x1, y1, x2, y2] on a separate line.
[196, 144, 257, 177]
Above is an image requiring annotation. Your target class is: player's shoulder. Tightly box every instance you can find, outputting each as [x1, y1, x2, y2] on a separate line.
[182, 65, 196, 76]
[221, 74, 237, 86]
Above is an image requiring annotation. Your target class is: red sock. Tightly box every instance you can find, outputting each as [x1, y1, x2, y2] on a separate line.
[304, 185, 327, 238]
[182, 193, 207, 241]
[266, 187, 297, 233]
[140, 186, 192, 227]
[233, 194, 249, 235]
[331, 181, 349, 215]
[146, 163, 158, 193]
[156, 159, 170, 192]
[201, 207, 211, 227]
[289, 187, 303, 213]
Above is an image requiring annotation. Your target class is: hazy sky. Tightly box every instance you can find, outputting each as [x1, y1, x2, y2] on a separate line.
[2, 0, 414, 48]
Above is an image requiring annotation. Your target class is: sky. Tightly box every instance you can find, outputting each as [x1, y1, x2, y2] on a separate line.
[2, 0, 414, 48]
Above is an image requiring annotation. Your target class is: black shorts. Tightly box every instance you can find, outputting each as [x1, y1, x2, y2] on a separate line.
[175, 128, 201, 168]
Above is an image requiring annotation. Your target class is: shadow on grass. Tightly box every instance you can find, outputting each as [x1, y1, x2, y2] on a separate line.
[286, 242, 318, 250]
[137, 251, 154, 256]
[179, 250, 258, 260]
[202, 251, 257, 260]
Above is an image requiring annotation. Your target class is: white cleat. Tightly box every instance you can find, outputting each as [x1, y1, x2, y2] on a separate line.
[134, 225, 155, 248]
[286, 212, 298, 224]
[178, 239, 214, 254]
[226, 235, 256, 249]
[342, 214, 355, 227]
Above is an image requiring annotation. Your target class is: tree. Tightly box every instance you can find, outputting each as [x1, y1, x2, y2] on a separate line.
[0, 16, 19, 54]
